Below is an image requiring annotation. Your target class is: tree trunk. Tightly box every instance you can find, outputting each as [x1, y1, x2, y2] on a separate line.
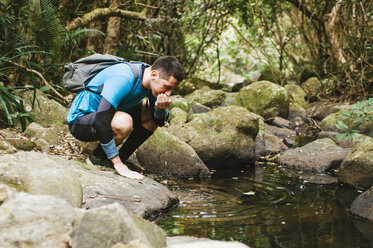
[86, 0, 104, 53]
[324, 0, 347, 64]
[103, 0, 121, 55]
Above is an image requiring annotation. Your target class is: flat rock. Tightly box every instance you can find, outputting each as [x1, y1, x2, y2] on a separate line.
[277, 138, 349, 172]
[0, 152, 178, 219]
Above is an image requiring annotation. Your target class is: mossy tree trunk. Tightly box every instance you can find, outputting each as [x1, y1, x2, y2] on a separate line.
[103, 0, 121, 55]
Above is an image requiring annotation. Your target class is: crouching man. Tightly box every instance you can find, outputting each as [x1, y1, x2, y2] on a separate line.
[67, 56, 184, 180]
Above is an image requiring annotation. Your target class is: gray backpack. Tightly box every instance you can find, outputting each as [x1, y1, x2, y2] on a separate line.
[62, 53, 139, 94]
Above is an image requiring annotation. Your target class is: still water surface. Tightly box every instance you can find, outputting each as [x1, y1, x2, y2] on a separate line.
[159, 163, 373, 248]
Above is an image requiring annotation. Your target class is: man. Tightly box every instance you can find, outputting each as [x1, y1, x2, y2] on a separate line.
[67, 56, 184, 180]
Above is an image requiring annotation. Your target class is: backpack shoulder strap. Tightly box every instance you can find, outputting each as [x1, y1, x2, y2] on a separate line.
[95, 62, 140, 94]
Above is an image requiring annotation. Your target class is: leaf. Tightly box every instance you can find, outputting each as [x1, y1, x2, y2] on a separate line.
[335, 120, 349, 132]
[335, 133, 347, 141]
[39, 86, 50, 92]
[346, 133, 356, 141]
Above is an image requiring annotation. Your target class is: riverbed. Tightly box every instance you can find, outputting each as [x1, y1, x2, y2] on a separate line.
[159, 162, 373, 248]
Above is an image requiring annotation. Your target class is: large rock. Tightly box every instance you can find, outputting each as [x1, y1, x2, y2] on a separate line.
[16, 89, 68, 127]
[137, 128, 210, 178]
[254, 119, 288, 158]
[25, 122, 67, 145]
[169, 107, 188, 126]
[168, 106, 260, 168]
[0, 152, 178, 219]
[339, 140, 373, 189]
[185, 86, 226, 108]
[167, 236, 250, 248]
[0, 152, 83, 207]
[69, 203, 166, 248]
[0, 186, 167, 248]
[284, 82, 308, 108]
[0, 188, 80, 248]
[301, 77, 321, 101]
[308, 102, 350, 120]
[319, 110, 373, 137]
[350, 186, 373, 221]
[277, 138, 349, 172]
[169, 96, 191, 113]
[238, 81, 289, 119]
[174, 78, 222, 96]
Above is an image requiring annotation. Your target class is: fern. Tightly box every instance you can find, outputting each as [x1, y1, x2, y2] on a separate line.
[29, 0, 66, 51]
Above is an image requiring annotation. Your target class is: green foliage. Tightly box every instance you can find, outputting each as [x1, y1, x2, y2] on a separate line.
[336, 98, 373, 141]
[0, 84, 33, 131]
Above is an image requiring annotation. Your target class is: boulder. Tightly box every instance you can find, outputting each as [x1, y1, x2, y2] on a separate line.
[25, 122, 67, 145]
[168, 106, 260, 168]
[174, 78, 222, 96]
[222, 92, 242, 107]
[169, 96, 191, 113]
[350, 186, 373, 221]
[185, 86, 226, 108]
[319, 110, 373, 137]
[69, 203, 166, 248]
[284, 82, 308, 108]
[238, 81, 289, 119]
[169, 107, 188, 126]
[0, 186, 168, 248]
[277, 138, 349, 172]
[308, 102, 350, 120]
[0, 152, 178, 219]
[16, 89, 68, 127]
[301, 77, 321, 101]
[255, 119, 288, 158]
[288, 102, 309, 121]
[136, 128, 210, 178]
[0, 140, 17, 154]
[188, 102, 211, 115]
[0, 189, 80, 248]
[339, 140, 373, 189]
[0, 152, 83, 207]
[264, 124, 296, 139]
[167, 236, 249, 248]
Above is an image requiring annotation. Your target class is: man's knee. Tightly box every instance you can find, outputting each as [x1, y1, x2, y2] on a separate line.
[111, 112, 133, 139]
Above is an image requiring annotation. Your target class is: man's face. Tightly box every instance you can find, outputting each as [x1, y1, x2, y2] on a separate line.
[150, 70, 178, 97]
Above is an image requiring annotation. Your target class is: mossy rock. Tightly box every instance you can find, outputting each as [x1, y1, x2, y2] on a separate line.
[238, 81, 289, 119]
[174, 78, 222, 96]
[319, 110, 373, 137]
[136, 128, 210, 177]
[185, 86, 226, 108]
[169, 107, 188, 126]
[223, 92, 242, 107]
[168, 106, 260, 168]
[169, 96, 191, 112]
[15, 89, 68, 128]
[339, 140, 373, 189]
[285, 82, 308, 108]
[301, 77, 321, 101]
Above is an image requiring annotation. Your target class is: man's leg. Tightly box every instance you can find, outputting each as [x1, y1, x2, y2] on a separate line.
[118, 99, 157, 162]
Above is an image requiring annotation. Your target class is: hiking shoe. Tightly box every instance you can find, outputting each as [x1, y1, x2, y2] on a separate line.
[86, 153, 112, 168]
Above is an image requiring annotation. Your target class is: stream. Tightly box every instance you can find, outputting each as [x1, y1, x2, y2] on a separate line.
[159, 162, 373, 248]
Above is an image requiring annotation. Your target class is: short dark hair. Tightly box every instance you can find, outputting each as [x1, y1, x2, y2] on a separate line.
[152, 56, 184, 83]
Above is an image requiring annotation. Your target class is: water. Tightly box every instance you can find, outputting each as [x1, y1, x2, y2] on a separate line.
[158, 163, 373, 248]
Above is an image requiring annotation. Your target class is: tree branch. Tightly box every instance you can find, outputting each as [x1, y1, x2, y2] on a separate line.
[66, 7, 147, 31]
[286, 0, 322, 23]
[8, 61, 69, 104]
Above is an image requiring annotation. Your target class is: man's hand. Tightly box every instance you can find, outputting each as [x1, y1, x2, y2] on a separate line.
[155, 93, 172, 110]
[111, 156, 144, 180]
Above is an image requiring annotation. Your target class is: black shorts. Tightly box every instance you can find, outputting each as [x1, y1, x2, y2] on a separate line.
[68, 100, 143, 142]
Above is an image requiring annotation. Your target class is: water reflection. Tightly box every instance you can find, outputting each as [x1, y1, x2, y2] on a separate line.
[159, 163, 373, 248]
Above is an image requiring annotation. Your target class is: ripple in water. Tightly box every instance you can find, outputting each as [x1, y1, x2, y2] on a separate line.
[158, 163, 372, 248]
